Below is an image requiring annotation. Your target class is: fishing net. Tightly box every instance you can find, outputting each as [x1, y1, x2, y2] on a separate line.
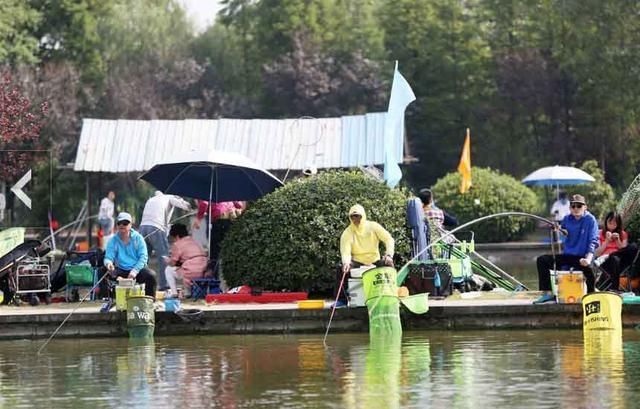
[363, 267, 402, 335]
[617, 173, 640, 227]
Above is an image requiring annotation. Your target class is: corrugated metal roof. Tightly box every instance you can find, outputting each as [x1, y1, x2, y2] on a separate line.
[73, 113, 402, 172]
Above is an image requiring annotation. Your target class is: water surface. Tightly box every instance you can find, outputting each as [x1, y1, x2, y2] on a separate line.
[1, 329, 638, 408]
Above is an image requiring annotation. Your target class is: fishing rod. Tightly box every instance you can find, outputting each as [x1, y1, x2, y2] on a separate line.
[323, 212, 559, 342]
[36, 210, 199, 354]
[397, 211, 561, 285]
[434, 225, 525, 290]
[37, 271, 111, 355]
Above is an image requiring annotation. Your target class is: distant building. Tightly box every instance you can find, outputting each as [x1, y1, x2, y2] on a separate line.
[73, 113, 409, 173]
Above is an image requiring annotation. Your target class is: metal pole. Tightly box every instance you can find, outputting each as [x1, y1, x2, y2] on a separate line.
[86, 173, 92, 248]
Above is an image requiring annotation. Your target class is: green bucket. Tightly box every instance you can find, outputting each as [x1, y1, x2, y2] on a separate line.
[126, 295, 155, 338]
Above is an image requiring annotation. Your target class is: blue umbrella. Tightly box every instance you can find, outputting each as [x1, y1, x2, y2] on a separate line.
[139, 150, 283, 202]
[140, 150, 283, 258]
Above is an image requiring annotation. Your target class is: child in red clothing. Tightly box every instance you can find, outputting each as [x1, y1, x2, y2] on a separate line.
[595, 211, 637, 291]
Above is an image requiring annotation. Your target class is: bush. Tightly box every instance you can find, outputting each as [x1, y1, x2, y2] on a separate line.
[626, 212, 640, 242]
[571, 160, 616, 222]
[220, 170, 412, 292]
[431, 167, 540, 242]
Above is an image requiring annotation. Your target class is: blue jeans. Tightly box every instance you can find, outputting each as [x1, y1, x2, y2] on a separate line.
[98, 217, 113, 234]
[138, 225, 169, 289]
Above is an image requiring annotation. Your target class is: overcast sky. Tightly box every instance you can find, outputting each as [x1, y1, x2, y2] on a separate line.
[178, 0, 223, 32]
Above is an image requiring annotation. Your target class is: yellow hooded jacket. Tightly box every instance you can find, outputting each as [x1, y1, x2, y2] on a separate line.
[340, 204, 395, 265]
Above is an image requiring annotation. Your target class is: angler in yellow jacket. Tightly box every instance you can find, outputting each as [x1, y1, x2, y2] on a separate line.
[335, 204, 395, 305]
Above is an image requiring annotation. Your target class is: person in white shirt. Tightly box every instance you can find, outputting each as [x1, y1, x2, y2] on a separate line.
[550, 191, 570, 222]
[98, 191, 116, 244]
[138, 191, 191, 290]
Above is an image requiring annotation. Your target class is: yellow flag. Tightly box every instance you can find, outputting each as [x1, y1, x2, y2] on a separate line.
[457, 128, 472, 193]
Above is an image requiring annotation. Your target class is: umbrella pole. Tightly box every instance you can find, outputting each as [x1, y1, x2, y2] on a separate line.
[208, 172, 213, 260]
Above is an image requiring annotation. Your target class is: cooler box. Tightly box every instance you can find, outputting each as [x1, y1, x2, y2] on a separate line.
[556, 271, 586, 304]
[348, 278, 365, 307]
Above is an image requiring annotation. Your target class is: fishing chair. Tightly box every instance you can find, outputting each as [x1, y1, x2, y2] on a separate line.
[619, 243, 640, 294]
[594, 242, 640, 293]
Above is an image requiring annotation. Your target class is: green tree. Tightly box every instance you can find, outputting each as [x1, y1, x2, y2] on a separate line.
[571, 160, 616, 222]
[0, 0, 41, 64]
[31, 0, 114, 83]
[379, 0, 494, 188]
[431, 167, 540, 242]
[217, 0, 386, 111]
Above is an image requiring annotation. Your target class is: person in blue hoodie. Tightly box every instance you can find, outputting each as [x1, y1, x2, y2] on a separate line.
[104, 212, 157, 298]
[534, 194, 599, 304]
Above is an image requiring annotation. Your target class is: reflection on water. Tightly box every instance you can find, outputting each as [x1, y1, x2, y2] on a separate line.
[1, 330, 640, 408]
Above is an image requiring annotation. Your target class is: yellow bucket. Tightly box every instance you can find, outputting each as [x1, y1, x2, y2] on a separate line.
[116, 286, 144, 311]
[582, 292, 622, 331]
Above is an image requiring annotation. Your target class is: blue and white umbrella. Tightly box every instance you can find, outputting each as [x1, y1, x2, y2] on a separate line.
[522, 165, 595, 186]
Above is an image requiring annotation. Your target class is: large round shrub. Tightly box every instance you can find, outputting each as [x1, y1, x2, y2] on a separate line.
[431, 167, 540, 242]
[220, 170, 412, 292]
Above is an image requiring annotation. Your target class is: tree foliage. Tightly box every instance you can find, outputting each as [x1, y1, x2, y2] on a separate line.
[0, 0, 41, 64]
[431, 167, 540, 242]
[0, 72, 48, 181]
[571, 160, 616, 222]
[1, 0, 640, 230]
[261, 31, 386, 117]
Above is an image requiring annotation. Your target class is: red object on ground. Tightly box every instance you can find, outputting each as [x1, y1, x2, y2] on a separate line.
[205, 292, 308, 304]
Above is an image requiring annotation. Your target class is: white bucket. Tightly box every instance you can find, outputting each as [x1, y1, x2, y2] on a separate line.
[348, 278, 365, 307]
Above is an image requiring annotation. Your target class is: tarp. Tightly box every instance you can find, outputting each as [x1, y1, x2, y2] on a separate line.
[0, 228, 25, 259]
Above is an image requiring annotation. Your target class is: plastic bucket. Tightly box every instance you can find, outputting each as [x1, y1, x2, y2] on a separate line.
[582, 292, 622, 331]
[164, 298, 181, 312]
[347, 278, 365, 307]
[126, 295, 155, 338]
[116, 285, 144, 311]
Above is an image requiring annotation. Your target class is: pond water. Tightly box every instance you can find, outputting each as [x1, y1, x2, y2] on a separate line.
[2, 329, 639, 408]
[474, 248, 542, 290]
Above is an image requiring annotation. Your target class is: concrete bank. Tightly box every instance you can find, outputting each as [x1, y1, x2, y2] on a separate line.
[2, 299, 640, 340]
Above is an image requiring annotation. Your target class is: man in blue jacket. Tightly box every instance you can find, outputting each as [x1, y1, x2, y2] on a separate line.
[534, 194, 598, 304]
[104, 212, 157, 298]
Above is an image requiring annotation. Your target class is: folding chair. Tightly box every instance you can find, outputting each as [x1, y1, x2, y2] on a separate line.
[595, 242, 640, 293]
[619, 244, 640, 293]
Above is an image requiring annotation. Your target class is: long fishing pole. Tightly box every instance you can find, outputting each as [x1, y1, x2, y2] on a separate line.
[397, 211, 561, 285]
[323, 268, 349, 345]
[435, 225, 526, 289]
[323, 212, 558, 342]
[37, 271, 111, 355]
[37, 210, 198, 354]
